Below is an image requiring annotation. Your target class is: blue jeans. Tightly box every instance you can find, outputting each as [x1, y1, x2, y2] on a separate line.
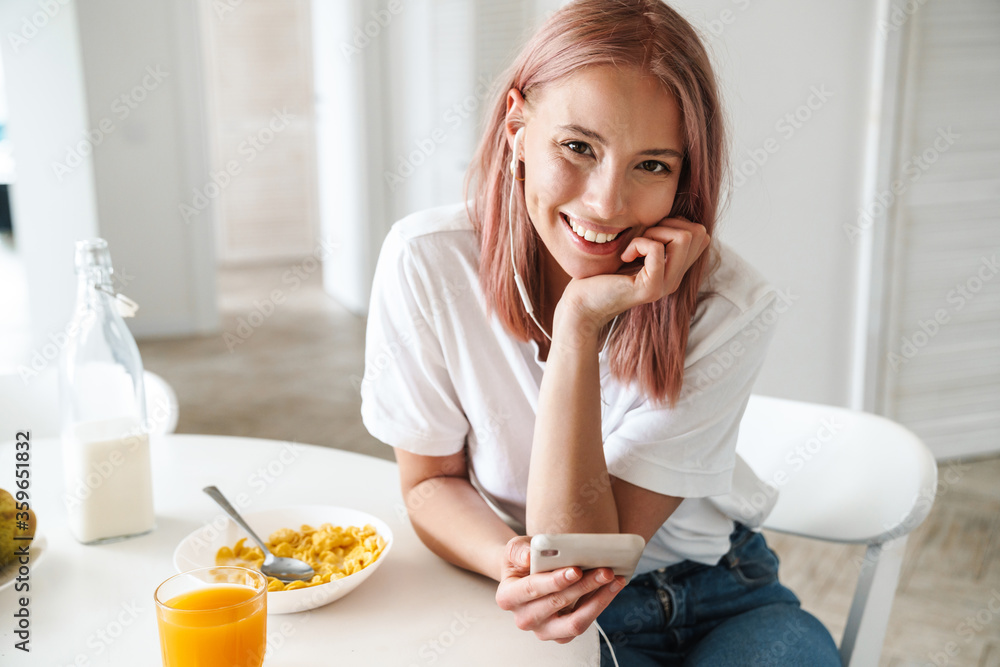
[597, 524, 841, 666]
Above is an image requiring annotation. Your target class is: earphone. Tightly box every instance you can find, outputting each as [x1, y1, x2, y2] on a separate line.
[507, 126, 620, 357]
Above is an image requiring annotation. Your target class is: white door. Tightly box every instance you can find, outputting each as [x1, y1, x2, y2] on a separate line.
[871, 0, 1000, 459]
[200, 0, 320, 265]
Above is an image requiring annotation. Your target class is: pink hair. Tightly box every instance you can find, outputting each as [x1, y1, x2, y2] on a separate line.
[465, 0, 726, 407]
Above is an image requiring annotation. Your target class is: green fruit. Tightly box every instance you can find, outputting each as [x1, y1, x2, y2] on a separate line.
[0, 488, 36, 568]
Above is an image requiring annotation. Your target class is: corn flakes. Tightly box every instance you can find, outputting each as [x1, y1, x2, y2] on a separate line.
[215, 523, 386, 591]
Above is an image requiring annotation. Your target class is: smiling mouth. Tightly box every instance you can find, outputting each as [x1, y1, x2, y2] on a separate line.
[560, 213, 624, 244]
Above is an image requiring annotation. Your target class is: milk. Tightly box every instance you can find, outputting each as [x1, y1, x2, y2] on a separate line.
[62, 416, 155, 544]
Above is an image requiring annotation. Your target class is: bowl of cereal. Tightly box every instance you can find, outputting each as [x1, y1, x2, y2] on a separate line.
[174, 505, 393, 614]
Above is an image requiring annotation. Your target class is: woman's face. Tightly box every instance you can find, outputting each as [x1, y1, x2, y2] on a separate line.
[511, 65, 684, 285]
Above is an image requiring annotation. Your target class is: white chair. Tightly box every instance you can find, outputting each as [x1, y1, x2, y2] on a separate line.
[735, 394, 938, 667]
[0, 367, 179, 437]
[142, 370, 180, 434]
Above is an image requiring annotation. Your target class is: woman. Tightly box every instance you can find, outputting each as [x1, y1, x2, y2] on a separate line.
[360, 0, 841, 664]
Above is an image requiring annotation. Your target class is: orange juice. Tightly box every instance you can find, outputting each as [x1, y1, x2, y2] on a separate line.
[157, 584, 266, 667]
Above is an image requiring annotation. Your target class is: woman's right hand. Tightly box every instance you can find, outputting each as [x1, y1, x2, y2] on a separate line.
[495, 536, 626, 643]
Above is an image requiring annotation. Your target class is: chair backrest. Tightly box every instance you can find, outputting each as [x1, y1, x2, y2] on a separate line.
[0, 368, 178, 439]
[735, 394, 938, 544]
[144, 371, 180, 435]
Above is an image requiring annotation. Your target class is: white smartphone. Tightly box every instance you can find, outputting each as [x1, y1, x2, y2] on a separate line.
[529, 533, 645, 583]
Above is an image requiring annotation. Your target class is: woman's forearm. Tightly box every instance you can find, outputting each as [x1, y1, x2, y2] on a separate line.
[526, 315, 619, 535]
[405, 476, 518, 581]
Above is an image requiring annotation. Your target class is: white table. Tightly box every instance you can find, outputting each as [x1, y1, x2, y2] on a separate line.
[0, 434, 597, 666]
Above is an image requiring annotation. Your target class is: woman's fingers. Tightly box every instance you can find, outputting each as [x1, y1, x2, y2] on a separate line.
[532, 575, 627, 642]
[644, 219, 711, 282]
[500, 535, 532, 579]
[620, 237, 667, 300]
[648, 215, 710, 252]
[644, 225, 709, 267]
[507, 568, 616, 631]
[619, 217, 711, 299]
[497, 566, 582, 610]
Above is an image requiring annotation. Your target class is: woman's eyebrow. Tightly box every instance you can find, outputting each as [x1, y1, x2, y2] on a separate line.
[557, 123, 683, 160]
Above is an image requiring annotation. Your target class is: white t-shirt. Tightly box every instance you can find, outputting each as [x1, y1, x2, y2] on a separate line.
[360, 203, 780, 573]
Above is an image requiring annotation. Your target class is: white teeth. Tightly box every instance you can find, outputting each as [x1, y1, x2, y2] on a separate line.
[566, 215, 619, 244]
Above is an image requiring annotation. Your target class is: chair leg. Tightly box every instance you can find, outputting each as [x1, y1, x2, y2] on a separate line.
[840, 536, 908, 666]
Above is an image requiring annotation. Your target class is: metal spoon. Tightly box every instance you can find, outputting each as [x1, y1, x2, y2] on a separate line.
[203, 486, 315, 583]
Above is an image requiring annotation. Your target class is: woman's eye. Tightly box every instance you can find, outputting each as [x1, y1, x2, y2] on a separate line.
[564, 141, 593, 156]
[639, 160, 670, 174]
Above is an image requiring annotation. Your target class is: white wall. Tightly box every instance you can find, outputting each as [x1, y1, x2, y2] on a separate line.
[673, 0, 880, 407]
[75, 0, 217, 338]
[0, 0, 217, 363]
[0, 0, 100, 353]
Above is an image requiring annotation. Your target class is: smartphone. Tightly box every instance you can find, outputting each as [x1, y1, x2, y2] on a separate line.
[529, 533, 645, 583]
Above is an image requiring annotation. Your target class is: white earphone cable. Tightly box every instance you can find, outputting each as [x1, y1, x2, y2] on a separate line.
[595, 620, 620, 667]
[508, 145, 553, 342]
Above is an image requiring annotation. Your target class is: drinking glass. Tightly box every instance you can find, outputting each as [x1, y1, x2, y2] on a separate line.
[155, 566, 267, 667]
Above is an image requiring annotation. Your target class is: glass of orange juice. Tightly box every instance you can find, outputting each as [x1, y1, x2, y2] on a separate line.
[155, 566, 267, 667]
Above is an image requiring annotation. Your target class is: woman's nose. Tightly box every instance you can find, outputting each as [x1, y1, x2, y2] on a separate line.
[582, 166, 628, 221]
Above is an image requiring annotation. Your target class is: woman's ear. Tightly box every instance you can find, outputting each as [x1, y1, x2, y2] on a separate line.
[504, 88, 528, 152]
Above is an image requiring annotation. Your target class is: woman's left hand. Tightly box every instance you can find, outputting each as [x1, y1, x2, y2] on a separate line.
[557, 215, 710, 332]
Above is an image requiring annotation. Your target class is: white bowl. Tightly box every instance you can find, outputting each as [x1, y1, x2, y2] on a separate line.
[174, 505, 392, 614]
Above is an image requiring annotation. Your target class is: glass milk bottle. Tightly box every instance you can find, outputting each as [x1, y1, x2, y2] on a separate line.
[58, 238, 155, 544]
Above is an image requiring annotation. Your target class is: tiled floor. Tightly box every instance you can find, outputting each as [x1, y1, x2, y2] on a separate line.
[136, 263, 1000, 667]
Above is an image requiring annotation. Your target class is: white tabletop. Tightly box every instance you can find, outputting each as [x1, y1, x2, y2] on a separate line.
[0, 434, 597, 666]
